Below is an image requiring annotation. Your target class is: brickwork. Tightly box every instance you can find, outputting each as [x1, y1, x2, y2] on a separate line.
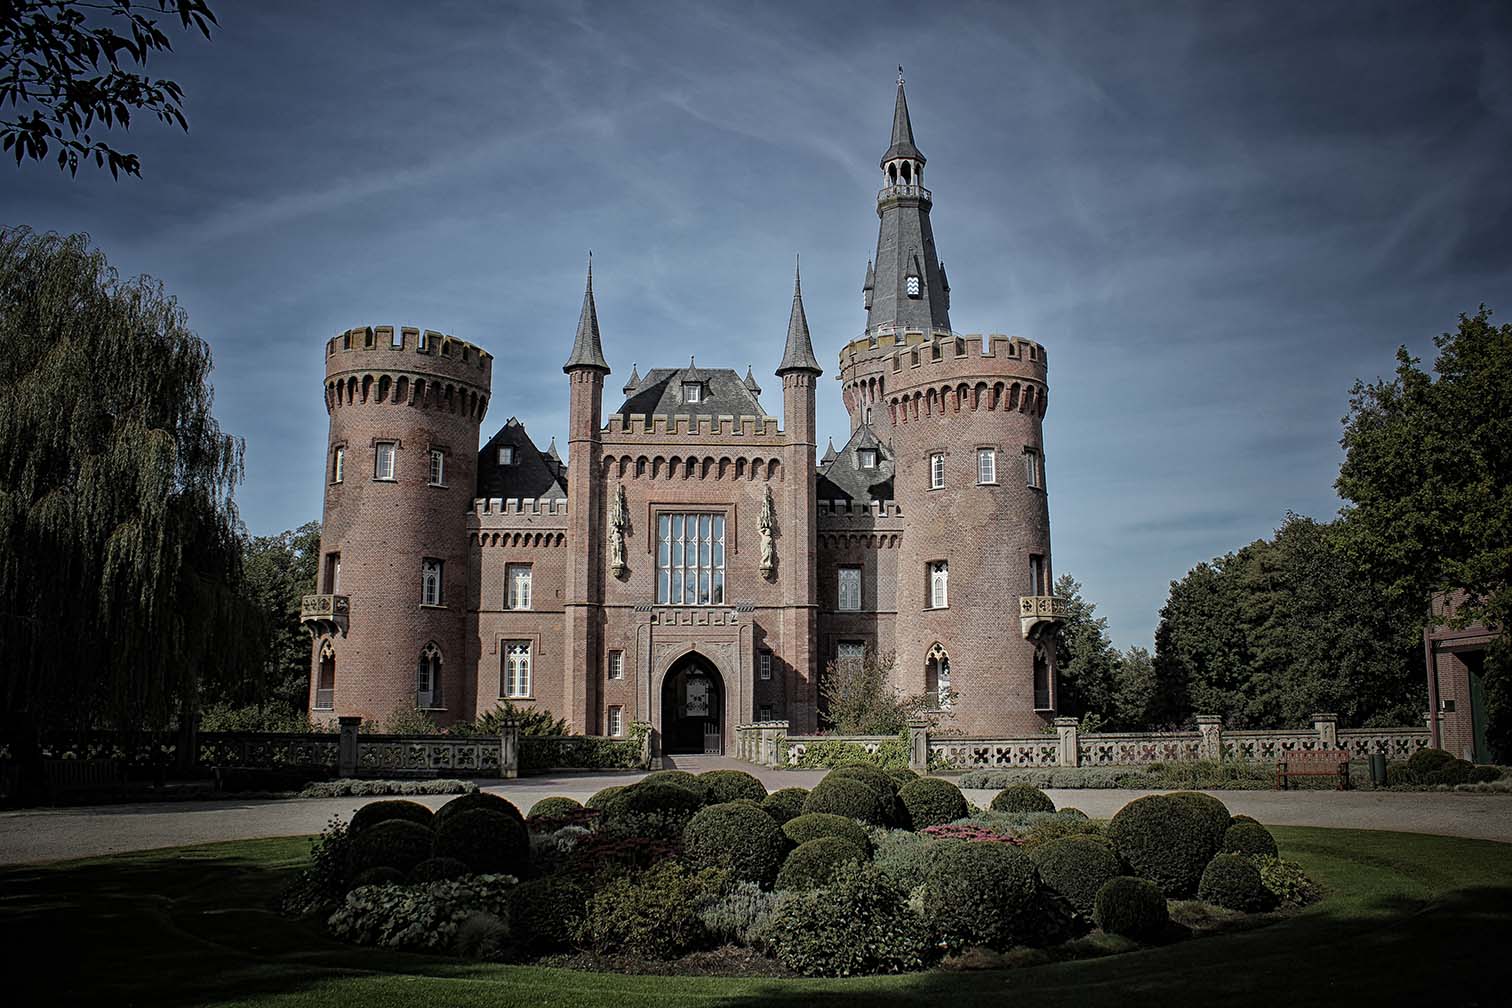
[1426, 590, 1495, 761]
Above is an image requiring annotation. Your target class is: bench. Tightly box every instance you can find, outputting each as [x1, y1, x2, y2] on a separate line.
[41, 758, 124, 802]
[1275, 749, 1350, 790]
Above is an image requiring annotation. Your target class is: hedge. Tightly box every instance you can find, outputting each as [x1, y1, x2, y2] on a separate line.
[1093, 875, 1168, 938]
[599, 780, 706, 841]
[682, 801, 788, 887]
[896, 777, 968, 830]
[922, 840, 1048, 951]
[776, 837, 867, 891]
[409, 856, 470, 882]
[1221, 820, 1279, 858]
[1028, 835, 1122, 918]
[699, 769, 768, 804]
[346, 819, 434, 877]
[1169, 791, 1231, 852]
[349, 799, 434, 834]
[1107, 793, 1213, 896]
[520, 735, 643, 771]
[803, 776, 891, 825]
[783, 812, 870, 852]
[526, 796, 584, 821]
[434, 792, 524, 828]
[989, 783, 1055, 814]
[761, 787, 809, 824]
[431, 807, 529, 875]
[1198, 853, 1274, 911]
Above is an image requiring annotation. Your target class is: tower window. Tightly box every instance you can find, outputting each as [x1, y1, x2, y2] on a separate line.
[977, 448, 997, 485]
[838, 566, 862, 611]
[498, 446, 515, 465]
[607, 704, 624, 737]
[506, 564, 532, 610]
[683, 383, 702, 404]
[331, 446, 345, 483]
[929, 453, 945, 489]
[428, 449, 445, 487]
[315, 641, 335, 710]
[906, 275, 921, 298]
[1024, 447, 1042, 488]
[929, 561, 949, 609]
[1029, 554, 1046, 596]
[859, 448, 877, 469]
[324, 552, 340, 593]
[608, 650, 625, 680]
[421, 558, 443, 606]
[416, 643, 443, 709]
[374, 442, 396, 481]
[501, 641, 532, 698]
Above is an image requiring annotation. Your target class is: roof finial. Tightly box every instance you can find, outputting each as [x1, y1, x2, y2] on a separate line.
[794, 253, 801, 295]
[898, 64, 905, 87]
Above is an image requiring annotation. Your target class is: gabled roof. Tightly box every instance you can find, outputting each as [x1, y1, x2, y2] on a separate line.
[615, 365, 767, 418]
[816, 423, 894, 503]
[477, 417, 567, 500]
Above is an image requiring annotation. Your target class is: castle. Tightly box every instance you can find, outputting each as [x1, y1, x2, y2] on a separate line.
[302, 76, 1067, 751]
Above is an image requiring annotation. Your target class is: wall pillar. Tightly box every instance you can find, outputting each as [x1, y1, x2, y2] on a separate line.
[1053, 717, 1080, 767]
[499, 719, 520, 779]
[1312, 712, 1338, 749]
[337, 716, 361, 778]
[1195, 714, 1224, 761]
[907, 721, 929, 773]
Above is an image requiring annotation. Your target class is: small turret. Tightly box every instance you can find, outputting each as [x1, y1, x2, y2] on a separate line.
[776, 258, 822, 376]
[622, 362, 641, 396]
[564, 254, 610, 374]
[743, 364, 763, 397]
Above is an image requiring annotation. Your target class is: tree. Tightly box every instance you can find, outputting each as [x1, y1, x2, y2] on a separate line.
[2, 0, 216, 177]
[1336, 306, 1512, 758]
[0, 227, 245, 735]
[1051, 574, 1122, 725]
[818, 649, 943, 735]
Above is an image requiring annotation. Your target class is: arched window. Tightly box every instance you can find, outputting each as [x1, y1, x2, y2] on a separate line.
[925, 642, 952, 710]
[1033, 643, 1052, 711]
[417, 643, 443, 709]
[315, 641, 335, 710]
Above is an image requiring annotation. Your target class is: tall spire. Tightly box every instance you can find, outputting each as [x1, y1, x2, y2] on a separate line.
[776, 255, 822, 375]
[882, 66, 925, 166]
[563, 252, 609, 373]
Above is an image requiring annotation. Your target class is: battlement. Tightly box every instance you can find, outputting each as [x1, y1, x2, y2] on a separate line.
[817, 498, 905, 520]
[472, 498, 570, 516]
[603, 413, 783, 440]
[325, 325, 493, 387]
[839, 331, 1047, 375]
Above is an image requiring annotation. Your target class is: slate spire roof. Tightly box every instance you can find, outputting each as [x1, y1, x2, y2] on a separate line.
[563, 253, 610, 373]
[776, 257, 822, 376]
[881, 68, 925, 167]
[743, 365, 762, 397]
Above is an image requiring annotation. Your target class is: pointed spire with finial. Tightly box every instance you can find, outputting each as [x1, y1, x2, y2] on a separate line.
[621, 361, 641, 395]
[564, 252, 610, 373]
[743, 364, 762, 397]
[882, 65, 925, 167]
[546, 436, 561, 462]
[820, 437, 837, 466]
[776, 254, 822, 376]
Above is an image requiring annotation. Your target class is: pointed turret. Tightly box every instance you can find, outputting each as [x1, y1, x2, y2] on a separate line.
[881, 67, 926, 167]
[563, 254, 609, 373]
[863, 259, 875, 311]
[621, 362, 640, 396]
[545, 436, 561, 462]
[776, 257, 822, 376]
[820, 437, 837, 466]
[743, 364, 763, 397]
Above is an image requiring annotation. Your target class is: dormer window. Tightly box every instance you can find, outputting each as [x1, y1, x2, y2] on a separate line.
[683, 383, 703, 404]
[859, 449, 878, 469]
[906, 275, 921, 298]
[498, 446, 515, 465]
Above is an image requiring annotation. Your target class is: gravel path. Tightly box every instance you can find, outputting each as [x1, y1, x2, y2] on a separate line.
[1, 756, 1506, 865]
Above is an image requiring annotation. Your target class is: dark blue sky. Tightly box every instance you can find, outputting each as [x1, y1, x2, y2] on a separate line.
[6, 0, 1509, 649]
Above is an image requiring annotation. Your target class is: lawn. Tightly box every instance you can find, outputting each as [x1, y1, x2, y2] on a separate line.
[3, 827, 1509, 1007]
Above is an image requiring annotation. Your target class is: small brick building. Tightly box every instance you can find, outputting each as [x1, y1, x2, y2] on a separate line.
[1425, 591, 1495, 762]
[303, 77, 1066, 751]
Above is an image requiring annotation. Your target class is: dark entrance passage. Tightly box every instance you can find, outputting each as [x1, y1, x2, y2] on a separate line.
[661, 654, 724, 755]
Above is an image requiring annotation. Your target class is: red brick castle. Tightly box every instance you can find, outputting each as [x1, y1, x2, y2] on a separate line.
[302, 76, 1067, 751]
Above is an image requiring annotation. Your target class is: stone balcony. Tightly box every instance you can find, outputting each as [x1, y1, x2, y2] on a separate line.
[1018, 595, 1067, 640]
[301, 593, 349, 637]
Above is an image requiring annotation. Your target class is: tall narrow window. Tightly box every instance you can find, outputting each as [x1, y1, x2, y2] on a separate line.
[332, 446, 345, 483]
[1024, 447, 1041, 488]
[759, 652, 773, 681]
[929, 453, 945, 489]
[838, 566, 862, 611]
[506, 564, 532, 610]
[608, 650, 625, 680]
[428, 449, 445, 486]
[324, 552, 341, 593]
[421, 558, 443, 606]
[759, 704, 773, 722]
[929, 561, 949, 608]
[837, 642, 865, 677]
[1033, 644, 1052, 710]
[655, 513, 726, 605]
[607, 705, 624, 737]
[375, 441, 396, 481]
[977, 448, 997, 484]
[315, 641, 335, 710]
[926, 643, 952, 709]
[502, 641, 531, 698]
[1029, 554, 1046, 596]
[416, 643, 443, 709]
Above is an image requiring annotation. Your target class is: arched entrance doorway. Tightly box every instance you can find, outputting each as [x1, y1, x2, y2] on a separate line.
[661, 652, 724, 755]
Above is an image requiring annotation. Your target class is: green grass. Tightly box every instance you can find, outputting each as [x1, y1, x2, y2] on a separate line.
[3, 828, 1510, 1007]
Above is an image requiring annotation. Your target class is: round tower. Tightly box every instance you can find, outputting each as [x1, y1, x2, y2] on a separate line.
[305, 325, 491, 727]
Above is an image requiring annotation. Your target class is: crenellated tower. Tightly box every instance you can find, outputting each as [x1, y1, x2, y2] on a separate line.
[305, 325, 491, 725]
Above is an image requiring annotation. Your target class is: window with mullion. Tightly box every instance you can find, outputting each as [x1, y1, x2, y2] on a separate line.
[655, 512, 725, 605]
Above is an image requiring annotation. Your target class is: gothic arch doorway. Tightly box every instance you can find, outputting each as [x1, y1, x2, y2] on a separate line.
[661, 652, 724, 755]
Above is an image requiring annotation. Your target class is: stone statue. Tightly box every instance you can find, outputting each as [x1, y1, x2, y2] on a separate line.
[759, 485, 776, 574]
[608, 484, 628, 575]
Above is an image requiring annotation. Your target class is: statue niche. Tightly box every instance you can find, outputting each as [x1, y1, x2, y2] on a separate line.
[759, 484, 777, 576]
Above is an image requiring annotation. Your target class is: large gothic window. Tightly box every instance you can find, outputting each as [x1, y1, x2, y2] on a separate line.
[656, 513, 725, 605]
[926, 642, 952, 709]
[417, 643, 443, 709]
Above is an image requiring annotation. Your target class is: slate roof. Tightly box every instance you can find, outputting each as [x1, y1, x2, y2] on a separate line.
[476, 417, 567, 499]
[563, 257, 609, 372]
[816, 423, 894, 503]
[881, 78, 926, 166]
[615, 366, 768, 418]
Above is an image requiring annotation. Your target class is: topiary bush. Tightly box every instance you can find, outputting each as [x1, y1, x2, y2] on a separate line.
[989, 783, 1055, 814]
[886, 767, 920, 784]
[1093, 876, 1168, 939]
[1198, 853, 1275, 911]
[1221, 820, 1279, 857]
[699, 769, 767, 804]
[1028, 835, 1123, 919]
[434, 792, 524, 828]
[585, 785, 626, 811]
[349, 799, 435, 834]
[896, 777, 968, 830]
[580, 861, 725, 959]
[350, 866, 406, 888]
[599, 780, 706, 841]
[1107, 793, 1214, 896]
[922, 840, 1049, 951]
[346, 819, 435, 878]
[409, 856, 470, 882]
[761, 862, 930, 976]
[827, 764, 902, 805]
[682, 801, 789, 887]
[1406, 746, 1458, 777]
[1019, 812, 1108, 851]
[1248, 855, 1318, 905]
[431, 808, 529, 875]
[1169, 791, 1231, 851]
[783, 812, 870, 852]
[526, 796, 583, 821]
[1423, 758, 1476, 785]
[802, 776, 890, 825]
[776, 837, 867, 891]
[508, 874, 589, 952]
[641, 769, 708, 796]
[761, 787, 809, 824]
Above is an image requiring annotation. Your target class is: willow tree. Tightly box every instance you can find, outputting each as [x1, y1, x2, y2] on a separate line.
[0, 226, 246, 733]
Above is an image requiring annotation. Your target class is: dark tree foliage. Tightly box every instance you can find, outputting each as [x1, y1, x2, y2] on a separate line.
[1052, 574, 1157, 729]
[1151, 514, 1423, 729]
[0, 227, 245, 731]
[1, 0, 216, 177]
[1336, 307, 1512, 759]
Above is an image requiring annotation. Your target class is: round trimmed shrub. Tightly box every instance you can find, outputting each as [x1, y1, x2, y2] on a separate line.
[1093, 876, 1168, 938]
[349, 799, 435, 834]
[527, 796, 583, 820]
[1423, 759, 1475, 786]
[1059, 806, 1089, 820]
[350, 866, 405, 888]
[1021, 812, 1107, 851]
[409, 856, 470, 882]
[1406, 746, 1458, 777]
[1199, 853, 1274, 911]
[802, 776, 890, 825]
[346, 818, 434, 877]
[682, 800, 788, 887]
[776, 837, 867, 891]
[1230, 814, 1260, 826]
[989, 783, 1055, 814]
[585, 785, 626, 811]
[1107, 793, 1212, 896]
[641, 769, 707, 796]
[699, 769, 768, 804]
[1028, 835, 1123, 918]
[1169, 791, 1231, 851]
[761, 787, 809, 824]
[1221, 820, 1279, 857]
[600, 781, 706, 841]
[827, 764, 901, 799]
[886, 768, 920, 784]
[1468, 765, 1502, 784]
[435, 792, 524, 827]
[431, 807, 529, 874]
[782, 812, 870, 852]
[922, 840, 1047, 951]
[896, 777, 968, 830]
[762, 862, 930, 976]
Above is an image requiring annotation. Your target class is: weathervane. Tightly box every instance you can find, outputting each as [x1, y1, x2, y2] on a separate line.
[898, 65, 904, 86]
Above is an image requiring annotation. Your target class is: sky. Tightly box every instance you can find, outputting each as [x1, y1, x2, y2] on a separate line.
[5, 0, 1509, 651]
